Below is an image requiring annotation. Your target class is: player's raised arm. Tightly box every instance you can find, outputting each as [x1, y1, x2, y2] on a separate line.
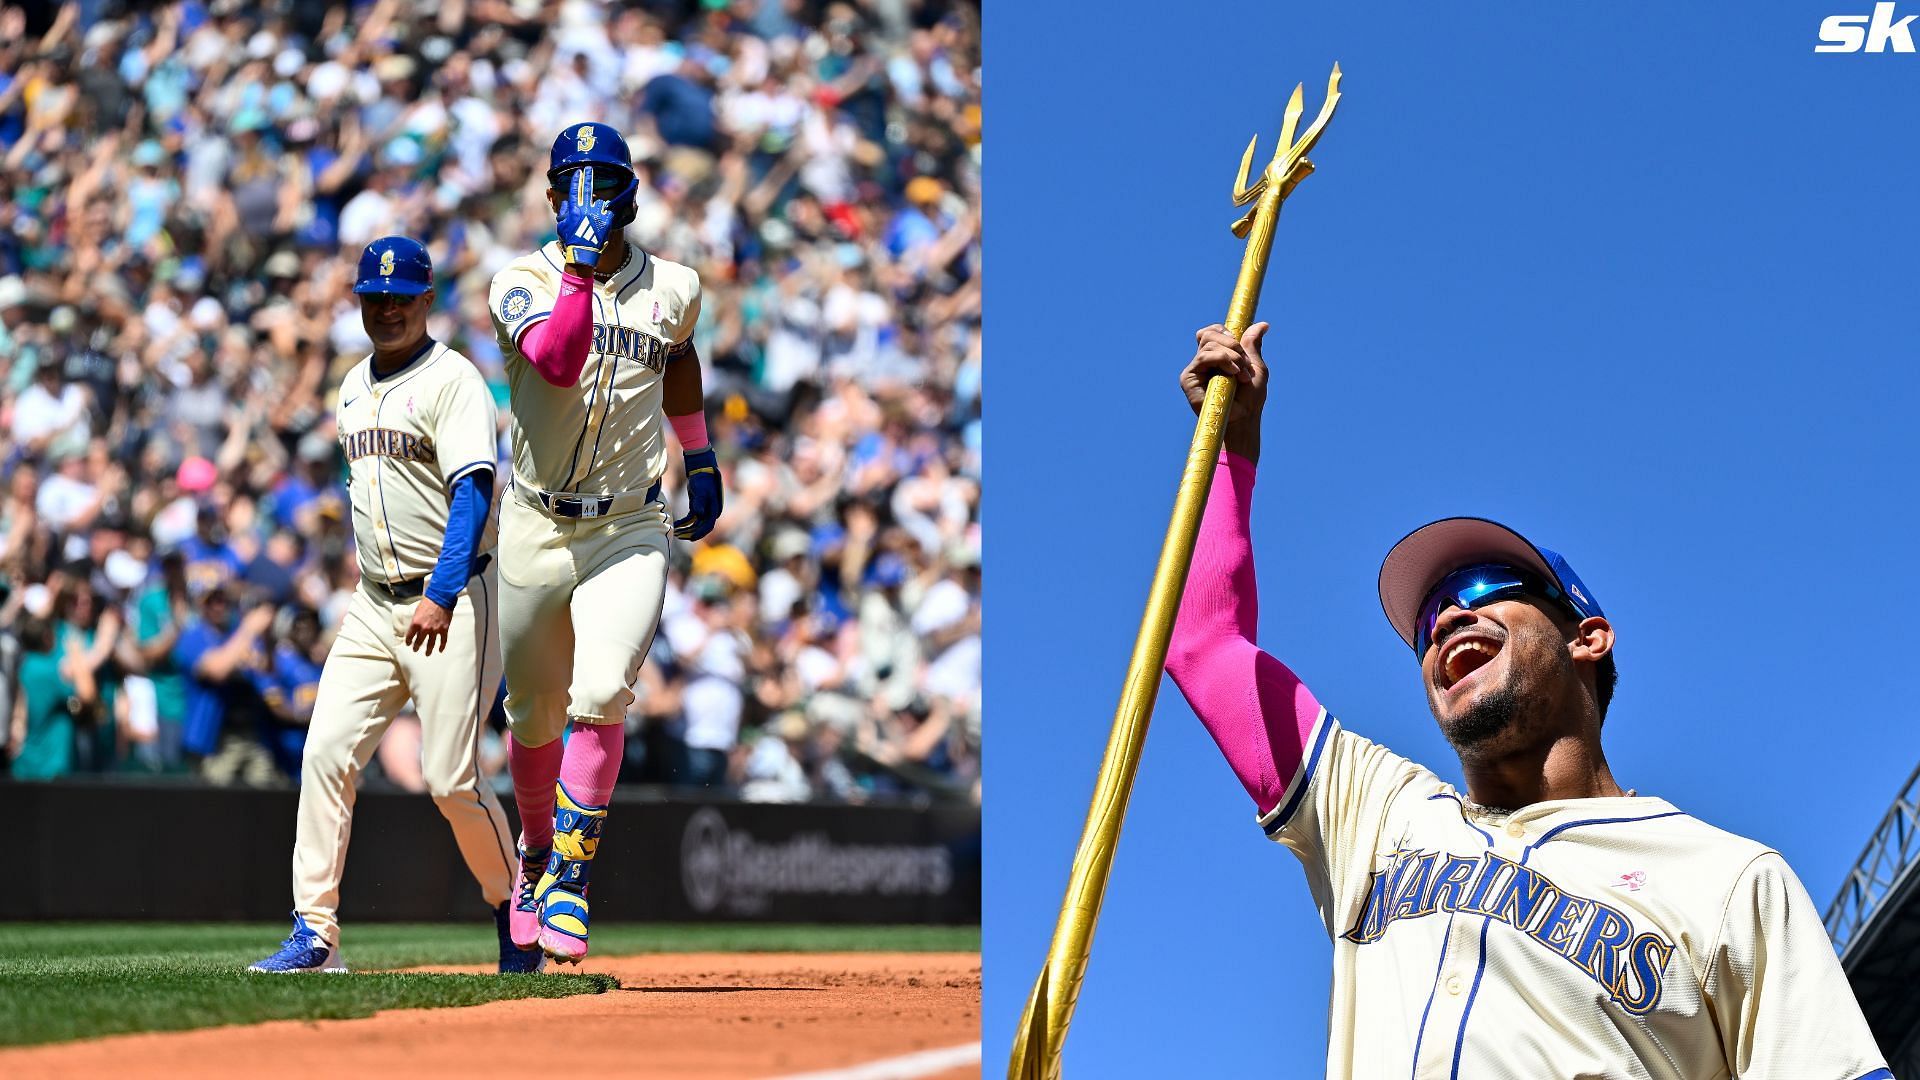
[1163, 322, 1328, 817]
[517, 163, 621, 387]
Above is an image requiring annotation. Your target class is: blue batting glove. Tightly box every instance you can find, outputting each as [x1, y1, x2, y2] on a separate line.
[674, 447, 723, 542]
[557, 165, 615, 269]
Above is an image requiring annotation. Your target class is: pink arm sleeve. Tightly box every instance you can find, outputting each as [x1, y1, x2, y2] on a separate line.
[668, 411, 709, 451]
[1164, 450, 1325, 815]
[518, 272, 595, 387]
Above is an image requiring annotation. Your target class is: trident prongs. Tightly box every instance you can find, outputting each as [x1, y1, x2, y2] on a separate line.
[1229, 62, 1343, 231]
[1275, 79, 1307, 169]
[1231, 135, 1262, 207]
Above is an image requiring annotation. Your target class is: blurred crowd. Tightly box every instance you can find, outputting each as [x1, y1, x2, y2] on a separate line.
[0, 0, 981, 807]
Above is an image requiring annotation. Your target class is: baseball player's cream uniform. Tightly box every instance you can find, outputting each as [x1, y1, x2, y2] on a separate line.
[290, 341, 516, 945]
[486, 241, 700, 746]
[1272, 710, 1889, 1080]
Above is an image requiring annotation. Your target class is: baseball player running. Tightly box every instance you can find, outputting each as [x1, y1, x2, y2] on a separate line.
[1163, 323, 1889, 1078]
[250, 237, 540, 974]
[487, 122, 721, 964]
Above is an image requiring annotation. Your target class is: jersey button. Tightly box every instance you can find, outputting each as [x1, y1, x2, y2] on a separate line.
[1505, 823, 1525, 839]
[1445, 975, 1463, 996]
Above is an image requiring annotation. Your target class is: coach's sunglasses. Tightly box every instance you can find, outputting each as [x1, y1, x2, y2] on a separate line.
[1414, 563, 1580, 655]
[359, 292, 427, 309]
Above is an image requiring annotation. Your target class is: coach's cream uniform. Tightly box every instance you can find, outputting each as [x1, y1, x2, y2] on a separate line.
[486, 240, 698, 747]
[292, 341, 516, 946]
[1266, 712, 1888, 1080]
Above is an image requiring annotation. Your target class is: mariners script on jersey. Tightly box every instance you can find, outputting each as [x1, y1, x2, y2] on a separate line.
[487, 241, 701, 496]
[1269, 711, 1888, 1079]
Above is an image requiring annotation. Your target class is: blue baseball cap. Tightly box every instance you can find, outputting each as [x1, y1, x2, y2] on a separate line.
[547, 122, 639, 227]
[1378, 517, 1604, 652]
[352, 236, 432, 296]
[548, 121, 633, 179]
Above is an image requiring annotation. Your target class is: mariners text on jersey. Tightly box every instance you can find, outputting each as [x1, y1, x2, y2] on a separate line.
[1344, 846, 1674, 1015]
[341, 428, 439, 466]
[593, 323, 667, 372]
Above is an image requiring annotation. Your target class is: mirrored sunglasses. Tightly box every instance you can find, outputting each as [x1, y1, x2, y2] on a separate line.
[1415, 563, 1576, 655]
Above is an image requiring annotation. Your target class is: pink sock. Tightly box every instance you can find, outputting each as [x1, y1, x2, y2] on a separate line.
[558, 721, 625, 809]
[510, 735, 564, 851]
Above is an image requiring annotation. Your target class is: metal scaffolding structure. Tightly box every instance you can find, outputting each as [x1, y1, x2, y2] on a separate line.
[1826, 759, 1920, 1074]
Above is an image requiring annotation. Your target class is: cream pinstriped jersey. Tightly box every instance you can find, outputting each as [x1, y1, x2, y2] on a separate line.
[486, 239, 701, 496]
[1267, 712, 1888, 1080]
[336, 341, 499, 586]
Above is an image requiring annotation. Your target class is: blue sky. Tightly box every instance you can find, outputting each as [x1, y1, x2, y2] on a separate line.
[983, 2, 1920, 1075]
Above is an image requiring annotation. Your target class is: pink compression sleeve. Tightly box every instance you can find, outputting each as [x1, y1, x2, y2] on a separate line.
[558, 721, 624, 808]
[668, 411, 709, 451]
[510, 733, 564, 851]
[518, 271, 595, 387]
[1164, 450, 1325, 816]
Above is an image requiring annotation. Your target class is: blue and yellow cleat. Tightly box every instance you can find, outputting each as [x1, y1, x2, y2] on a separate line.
[537, 882, 592, 964]
[534, 781, 606, 964]
[248, 912, 348, 973]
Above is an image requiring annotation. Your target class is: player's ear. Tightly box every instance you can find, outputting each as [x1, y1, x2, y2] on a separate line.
[1567, 615, 1613, 665]
[422, 287, 436, 308]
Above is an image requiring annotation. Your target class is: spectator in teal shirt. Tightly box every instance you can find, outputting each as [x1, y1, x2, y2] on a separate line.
[9, 614, 94, 780]
[130, 551, 191, 771]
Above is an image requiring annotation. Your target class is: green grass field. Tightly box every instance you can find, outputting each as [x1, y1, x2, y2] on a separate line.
[0, 923, 980, 1049]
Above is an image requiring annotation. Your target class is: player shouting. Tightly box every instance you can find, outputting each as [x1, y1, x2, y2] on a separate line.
[251, 237, 539, 974]
[1163, 323, 1888, 1077]
[488, 122, 721, 964]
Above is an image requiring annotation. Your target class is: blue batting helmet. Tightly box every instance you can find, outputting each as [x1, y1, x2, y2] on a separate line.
[352, 236, 432, 296]
[548, 122, 639, 228]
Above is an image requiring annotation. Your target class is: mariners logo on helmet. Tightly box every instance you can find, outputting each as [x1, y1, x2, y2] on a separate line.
[576, 126, 596, 152]
[354, 235, 431, 296]
[500, 287, 533, 323]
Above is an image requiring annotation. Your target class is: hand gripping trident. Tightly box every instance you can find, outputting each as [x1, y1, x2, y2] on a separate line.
[1009, 63, 1342, 1080]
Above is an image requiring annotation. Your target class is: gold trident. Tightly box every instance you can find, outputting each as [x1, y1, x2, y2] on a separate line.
[1008, 63, 1342, 1080]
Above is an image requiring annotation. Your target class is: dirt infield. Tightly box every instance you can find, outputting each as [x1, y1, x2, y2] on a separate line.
[0, 951, 980, 1079]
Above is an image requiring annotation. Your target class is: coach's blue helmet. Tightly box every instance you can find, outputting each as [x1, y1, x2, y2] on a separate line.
[352, 236, 432, 296]
[548, 121, 639, 228]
